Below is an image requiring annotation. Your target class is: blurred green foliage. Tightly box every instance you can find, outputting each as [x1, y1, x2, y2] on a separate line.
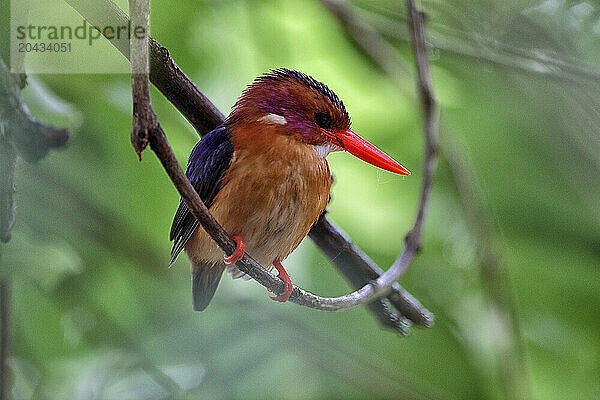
[1, 0, 599, 399]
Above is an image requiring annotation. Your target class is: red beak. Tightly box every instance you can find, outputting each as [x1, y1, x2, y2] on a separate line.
[330, 129, 410, 176]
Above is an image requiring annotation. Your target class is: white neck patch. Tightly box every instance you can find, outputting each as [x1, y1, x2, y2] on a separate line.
[258, 113, 287, 125]
[313, 143, 342, 158]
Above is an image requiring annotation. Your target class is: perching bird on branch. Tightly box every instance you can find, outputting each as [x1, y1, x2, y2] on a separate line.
[170, 69, 410, 311]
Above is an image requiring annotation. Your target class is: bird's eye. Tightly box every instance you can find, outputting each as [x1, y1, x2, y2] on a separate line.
[314, 111, 333, 130]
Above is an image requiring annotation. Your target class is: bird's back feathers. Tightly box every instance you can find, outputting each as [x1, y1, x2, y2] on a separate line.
[169, 125, 234, 265]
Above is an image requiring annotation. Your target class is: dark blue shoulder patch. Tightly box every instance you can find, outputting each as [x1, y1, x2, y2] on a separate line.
[169, 125, 234, 265]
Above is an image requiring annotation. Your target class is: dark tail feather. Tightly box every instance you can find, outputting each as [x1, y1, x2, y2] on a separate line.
[192, 262, 225, 311]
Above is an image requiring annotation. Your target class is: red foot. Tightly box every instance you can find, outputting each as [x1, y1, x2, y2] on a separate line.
[223, 235, 245, 265]
[269, 259, 293, 303]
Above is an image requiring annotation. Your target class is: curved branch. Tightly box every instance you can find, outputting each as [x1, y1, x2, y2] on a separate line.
[309, 214, 432, 326]
[401, 0, 439, 263]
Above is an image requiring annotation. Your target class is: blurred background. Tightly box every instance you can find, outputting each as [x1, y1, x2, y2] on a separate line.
[1, 0, 599, 399]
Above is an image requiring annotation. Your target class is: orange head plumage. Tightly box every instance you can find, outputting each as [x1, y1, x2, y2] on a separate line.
[226, 68, 410, 175]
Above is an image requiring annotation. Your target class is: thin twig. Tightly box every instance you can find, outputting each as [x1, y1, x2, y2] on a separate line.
[402, 0, 438, 256]
[359, 0, 440, 295]
[70, 0, 438, 317]
[340, 0, 440, 295]
[129, 0, 154, 159]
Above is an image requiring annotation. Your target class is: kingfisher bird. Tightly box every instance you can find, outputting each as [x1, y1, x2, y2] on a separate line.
[170, 69, 410, 311]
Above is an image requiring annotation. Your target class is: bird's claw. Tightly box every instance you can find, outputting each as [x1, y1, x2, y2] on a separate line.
[269, 259, 293, 302]
[224, 235, 245, 265]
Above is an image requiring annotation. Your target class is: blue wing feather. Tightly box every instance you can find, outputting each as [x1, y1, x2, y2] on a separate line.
[169, 125, 234, 265]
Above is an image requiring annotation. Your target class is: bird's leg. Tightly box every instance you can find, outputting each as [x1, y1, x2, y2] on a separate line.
[269, 258, 293, 302]
[223, 235, 245, 265]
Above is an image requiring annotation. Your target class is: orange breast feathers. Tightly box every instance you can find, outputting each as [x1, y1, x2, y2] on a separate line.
[184, 122, 331, 269]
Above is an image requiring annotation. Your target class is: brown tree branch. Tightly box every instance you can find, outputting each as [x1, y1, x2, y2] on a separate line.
[68, 0, 436, 325]
[345, 0, 440, 298]
[129, 0, 153, 159]
[403, 0, 438, 256]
